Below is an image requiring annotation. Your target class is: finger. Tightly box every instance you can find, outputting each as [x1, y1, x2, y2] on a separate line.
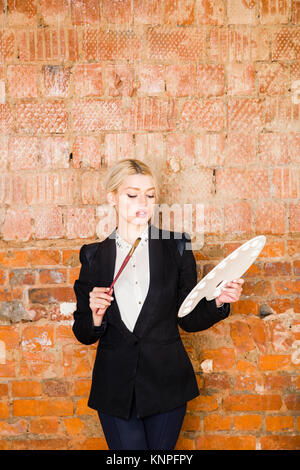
[90, 292, 114, 301]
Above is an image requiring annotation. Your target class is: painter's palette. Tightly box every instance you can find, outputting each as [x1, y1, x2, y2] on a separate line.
[178, 235, 266, 317]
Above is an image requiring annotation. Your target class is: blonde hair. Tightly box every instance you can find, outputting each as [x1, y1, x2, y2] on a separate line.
[104, 158, 159, 199]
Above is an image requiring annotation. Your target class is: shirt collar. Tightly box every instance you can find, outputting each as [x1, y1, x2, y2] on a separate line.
[115, 224, 149, 250]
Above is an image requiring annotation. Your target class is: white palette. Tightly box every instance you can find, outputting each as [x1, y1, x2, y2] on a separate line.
[178, 235, 266, 317]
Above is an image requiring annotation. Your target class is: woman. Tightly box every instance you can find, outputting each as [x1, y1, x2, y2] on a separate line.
[72, 158, 243, 450]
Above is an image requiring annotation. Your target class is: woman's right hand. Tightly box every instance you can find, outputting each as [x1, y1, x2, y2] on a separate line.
[89, 287, 114, 327]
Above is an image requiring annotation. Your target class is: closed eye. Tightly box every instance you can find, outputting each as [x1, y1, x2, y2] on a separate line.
[127, 194, 155, 198]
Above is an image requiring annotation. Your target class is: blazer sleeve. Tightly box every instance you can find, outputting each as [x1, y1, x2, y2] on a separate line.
[177, 234, 230, 333]
[72, 244, 107, 345]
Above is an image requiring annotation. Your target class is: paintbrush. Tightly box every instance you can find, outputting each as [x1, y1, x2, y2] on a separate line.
[107, 237, 142, 295]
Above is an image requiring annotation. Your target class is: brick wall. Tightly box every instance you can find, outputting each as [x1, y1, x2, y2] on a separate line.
[0, 0, 299, 450]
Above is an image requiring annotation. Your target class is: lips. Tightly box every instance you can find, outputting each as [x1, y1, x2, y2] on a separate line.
[136, 211, 147, 217]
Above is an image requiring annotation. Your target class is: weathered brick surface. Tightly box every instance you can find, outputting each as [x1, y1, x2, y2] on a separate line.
[0, 0, 299, 451]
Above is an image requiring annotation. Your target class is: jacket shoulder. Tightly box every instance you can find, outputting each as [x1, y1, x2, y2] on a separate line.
[158, 228, 191, 257]
[81, 241, 102, 267]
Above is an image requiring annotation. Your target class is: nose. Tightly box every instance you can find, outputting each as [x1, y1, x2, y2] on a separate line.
[138, 194, 147, 205]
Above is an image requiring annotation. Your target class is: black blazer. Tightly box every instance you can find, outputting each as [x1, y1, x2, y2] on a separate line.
[72, 224, 230, 419]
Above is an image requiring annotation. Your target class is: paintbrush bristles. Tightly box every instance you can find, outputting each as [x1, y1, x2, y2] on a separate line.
[129, 237, 141, 257]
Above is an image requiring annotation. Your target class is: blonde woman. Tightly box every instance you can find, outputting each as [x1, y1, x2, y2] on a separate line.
[72, 158, 243, 450]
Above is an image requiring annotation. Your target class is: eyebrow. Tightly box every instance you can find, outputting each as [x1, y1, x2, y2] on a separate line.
[124, 186, 155, 191]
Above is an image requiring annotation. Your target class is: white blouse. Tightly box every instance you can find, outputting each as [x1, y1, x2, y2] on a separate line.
[113, 225, 150, 332]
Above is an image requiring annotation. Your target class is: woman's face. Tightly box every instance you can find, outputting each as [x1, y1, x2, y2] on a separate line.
[108, 174, 156, 227]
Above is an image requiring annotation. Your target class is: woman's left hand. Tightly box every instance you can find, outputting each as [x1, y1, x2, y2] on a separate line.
[215, 278, 244, 307]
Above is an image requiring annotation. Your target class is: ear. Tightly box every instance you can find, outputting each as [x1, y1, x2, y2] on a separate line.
[106, 191, 117, 207]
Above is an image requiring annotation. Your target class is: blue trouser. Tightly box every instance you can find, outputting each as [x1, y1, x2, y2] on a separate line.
[97, 391, 187, 450]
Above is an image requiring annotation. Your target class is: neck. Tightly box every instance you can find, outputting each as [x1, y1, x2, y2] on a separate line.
[116, 219, 149, 244]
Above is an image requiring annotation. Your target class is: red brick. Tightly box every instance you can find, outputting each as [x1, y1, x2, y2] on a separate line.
[227, 0, 257, 24]
[180, 99, 224, 131]
[73, 64, 102, 97]
[258, 133, 289, 165]
[285, 395, 300, 410]
[260, 0, 289, 24]
[63, 417, 86, 436]
[258, 354, 291, 371]
[0, 104, 14, 133]
[196, 0, 225, 25]
[33, 207, 64, 240]
[234, 374, 264, 392]
[255, 201, 286, 234]
[12, 381, 42, 397]
[15, 102, 67, 134]
[166, 134, 195, 170]
[42, 65, 71, 97]
[7, 65, 38, 98]
[0, 419, 27, 436]
[266, 415, 294, 432]
[216, 169, 270, 199]
[197, 64, 225, 97]
[208, 27, 270, 62]
[234, 415, 262, 431]
[80, 438, 109, 450]
[104, 64, 134, 97]
[273, 168, 299, 199]
[260, 435, 300, 450]
[264, 374, 292, 391]
[8, 136, 39, 170]
[263, 261, 292, 277]
[13, 438, 70, 450]
[164, 0, 195, 25]
[266, 96, 299, 132]
[289, 202, 300, 232]
[257, 62, 289, 94]
[29, 287, 74, 306]
[146, 27, 205, 60]
[182, 413, 201, 431]
[227, 63, 255, 95]
[228, 98, 264, 132]
[292, 0, 300, 23]
[73, 136, 102, 169]
[71, 0, 100, 25]
[223, 394, 282, 411]
[187, 394, 218, 412]
[82, 29, 140, 61]
[133, 0, 164, 24]
[204, 414, 231, 431]
[65, 207, 95, 238]
[201, 348, 235, 371]
[247, 317, 268, 353]
[7, 0, 37, 25]
[30, 417, 59, 434]
[0, 31, 15, 61]
[227, 133, 256, 165]
[0, 401, 9, 418]
[102, 0, 131, 23]
[195, 134, 225, 167]
[224, 202, 252, 234]
[2, 208, 32, 241]
[136, 65, 165, 95]
[39, 0, 69, 26]
[274, 279, 300, 296]
[0, 383, 8, 397]
[271, 28, 300, 60]
[165, 64, 196, 97]
[72, 99, 124, 132]
[28, 249, 60, 266]
[230, 320, 256, 353]
[196, 435, 256, 450]
[13, 399, 73, 417]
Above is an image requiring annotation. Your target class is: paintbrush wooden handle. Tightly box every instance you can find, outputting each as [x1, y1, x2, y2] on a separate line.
[108, 237, 141, 293]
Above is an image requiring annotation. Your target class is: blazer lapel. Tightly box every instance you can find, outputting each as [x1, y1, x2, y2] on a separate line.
[92, 223, 164, 342]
